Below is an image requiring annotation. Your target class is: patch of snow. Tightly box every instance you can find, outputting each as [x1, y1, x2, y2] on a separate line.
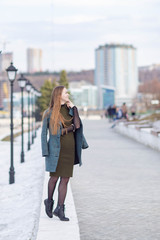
[0, 129, 45, 240]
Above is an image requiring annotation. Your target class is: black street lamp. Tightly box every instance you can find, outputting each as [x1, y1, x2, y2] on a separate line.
[33, 87, 39, 139]
[26, 80, 31, 150]
[33, 87, 36, 139]
[6, 62, 18, 184]
[17, 74, 27, 163]
[31, 86, 34, 144]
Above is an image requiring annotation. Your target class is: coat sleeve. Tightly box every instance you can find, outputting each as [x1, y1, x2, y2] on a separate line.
[82, 134, 89, 149]
[41, 112, 49, 157]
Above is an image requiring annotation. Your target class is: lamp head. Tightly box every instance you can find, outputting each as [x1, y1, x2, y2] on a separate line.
[17, 74, 27, 89]
[26, 80, 32, 92]
[6, 62, 18, 82]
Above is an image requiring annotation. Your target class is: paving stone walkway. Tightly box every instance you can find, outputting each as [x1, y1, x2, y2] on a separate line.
[71, 119, 160, 240]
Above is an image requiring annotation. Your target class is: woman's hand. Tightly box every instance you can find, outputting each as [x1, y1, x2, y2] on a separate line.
[66, 100, 74, 108]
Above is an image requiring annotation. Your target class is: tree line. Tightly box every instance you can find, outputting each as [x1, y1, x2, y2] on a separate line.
[36, 70, 69, 120]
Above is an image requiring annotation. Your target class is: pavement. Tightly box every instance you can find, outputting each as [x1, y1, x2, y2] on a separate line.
[2, 117, 159, 240]
[71, 119, 160, 240]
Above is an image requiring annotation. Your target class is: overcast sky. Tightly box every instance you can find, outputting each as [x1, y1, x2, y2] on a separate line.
[0, 0, 160, 72]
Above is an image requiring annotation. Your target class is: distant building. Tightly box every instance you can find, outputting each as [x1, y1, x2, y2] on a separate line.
[0, 52, 13, 72]
[69, 81, 98, 109]
[139, 64, 160, 71]
[70, 80, 115, 109]
[27, 48, 42, 73]
[95, 43, 138, 108]
[100, 85, 115, 109]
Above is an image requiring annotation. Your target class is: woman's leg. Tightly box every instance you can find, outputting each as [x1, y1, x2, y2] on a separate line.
[53, 177, 70, 221]
[48, 176, 59, 200]
[44, 176, 59, 218]
[58, 177, 70, 205]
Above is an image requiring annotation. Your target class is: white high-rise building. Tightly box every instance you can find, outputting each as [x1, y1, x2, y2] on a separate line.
[95, 44, 138, 107]
[27, 48, 42, 73]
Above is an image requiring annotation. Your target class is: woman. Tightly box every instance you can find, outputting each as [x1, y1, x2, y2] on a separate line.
[41, 86, 88, 221]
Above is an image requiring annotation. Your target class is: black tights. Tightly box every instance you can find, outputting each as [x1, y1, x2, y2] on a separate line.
[48, 176, 70, 205]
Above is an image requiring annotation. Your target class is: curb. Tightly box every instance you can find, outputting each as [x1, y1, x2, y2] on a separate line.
[36, 172, 80, 240]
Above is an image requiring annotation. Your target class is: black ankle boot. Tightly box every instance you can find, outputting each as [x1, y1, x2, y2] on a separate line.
[53, 205, 59, 217]
[53, 204, 69, 221]
[44, 199, 54, 218]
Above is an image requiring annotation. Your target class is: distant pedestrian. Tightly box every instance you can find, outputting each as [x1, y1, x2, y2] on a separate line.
[122, 102, 128, 120]
[111, 104, 117, 119]
[105, 108, 108, 118]
[111, 107, 123, 128]
[115, 107, 123, 120]
[107, 105, 113, 122]
[41, 86, 89, 221]
[131, 104, 136, 119]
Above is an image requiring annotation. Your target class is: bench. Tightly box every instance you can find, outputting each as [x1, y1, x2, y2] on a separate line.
[124, 120, 149, 127]
[135, 124, 153, 131]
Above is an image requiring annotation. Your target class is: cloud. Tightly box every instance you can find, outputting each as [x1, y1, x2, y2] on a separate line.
[49, 0, 157, 7]
[53, 15, 106, 25]
[1, 0, 159, 7]
[0, 0, 160, 71]
[0, 0, 51, 6]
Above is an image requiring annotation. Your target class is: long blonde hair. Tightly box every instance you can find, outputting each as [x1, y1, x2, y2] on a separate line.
[43, 85, 69, 135]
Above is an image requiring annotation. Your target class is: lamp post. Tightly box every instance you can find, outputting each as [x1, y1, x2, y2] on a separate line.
[31, 86, 34, 144]
[35, 90, 41, 133]
[33, 88, 37, 138]
[6, 62, 18, 184]
[26, 80, 31, 150]
[17, 74, 27, 163]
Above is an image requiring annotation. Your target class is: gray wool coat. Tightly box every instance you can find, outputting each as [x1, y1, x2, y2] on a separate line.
[41, 107, 89, 172]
